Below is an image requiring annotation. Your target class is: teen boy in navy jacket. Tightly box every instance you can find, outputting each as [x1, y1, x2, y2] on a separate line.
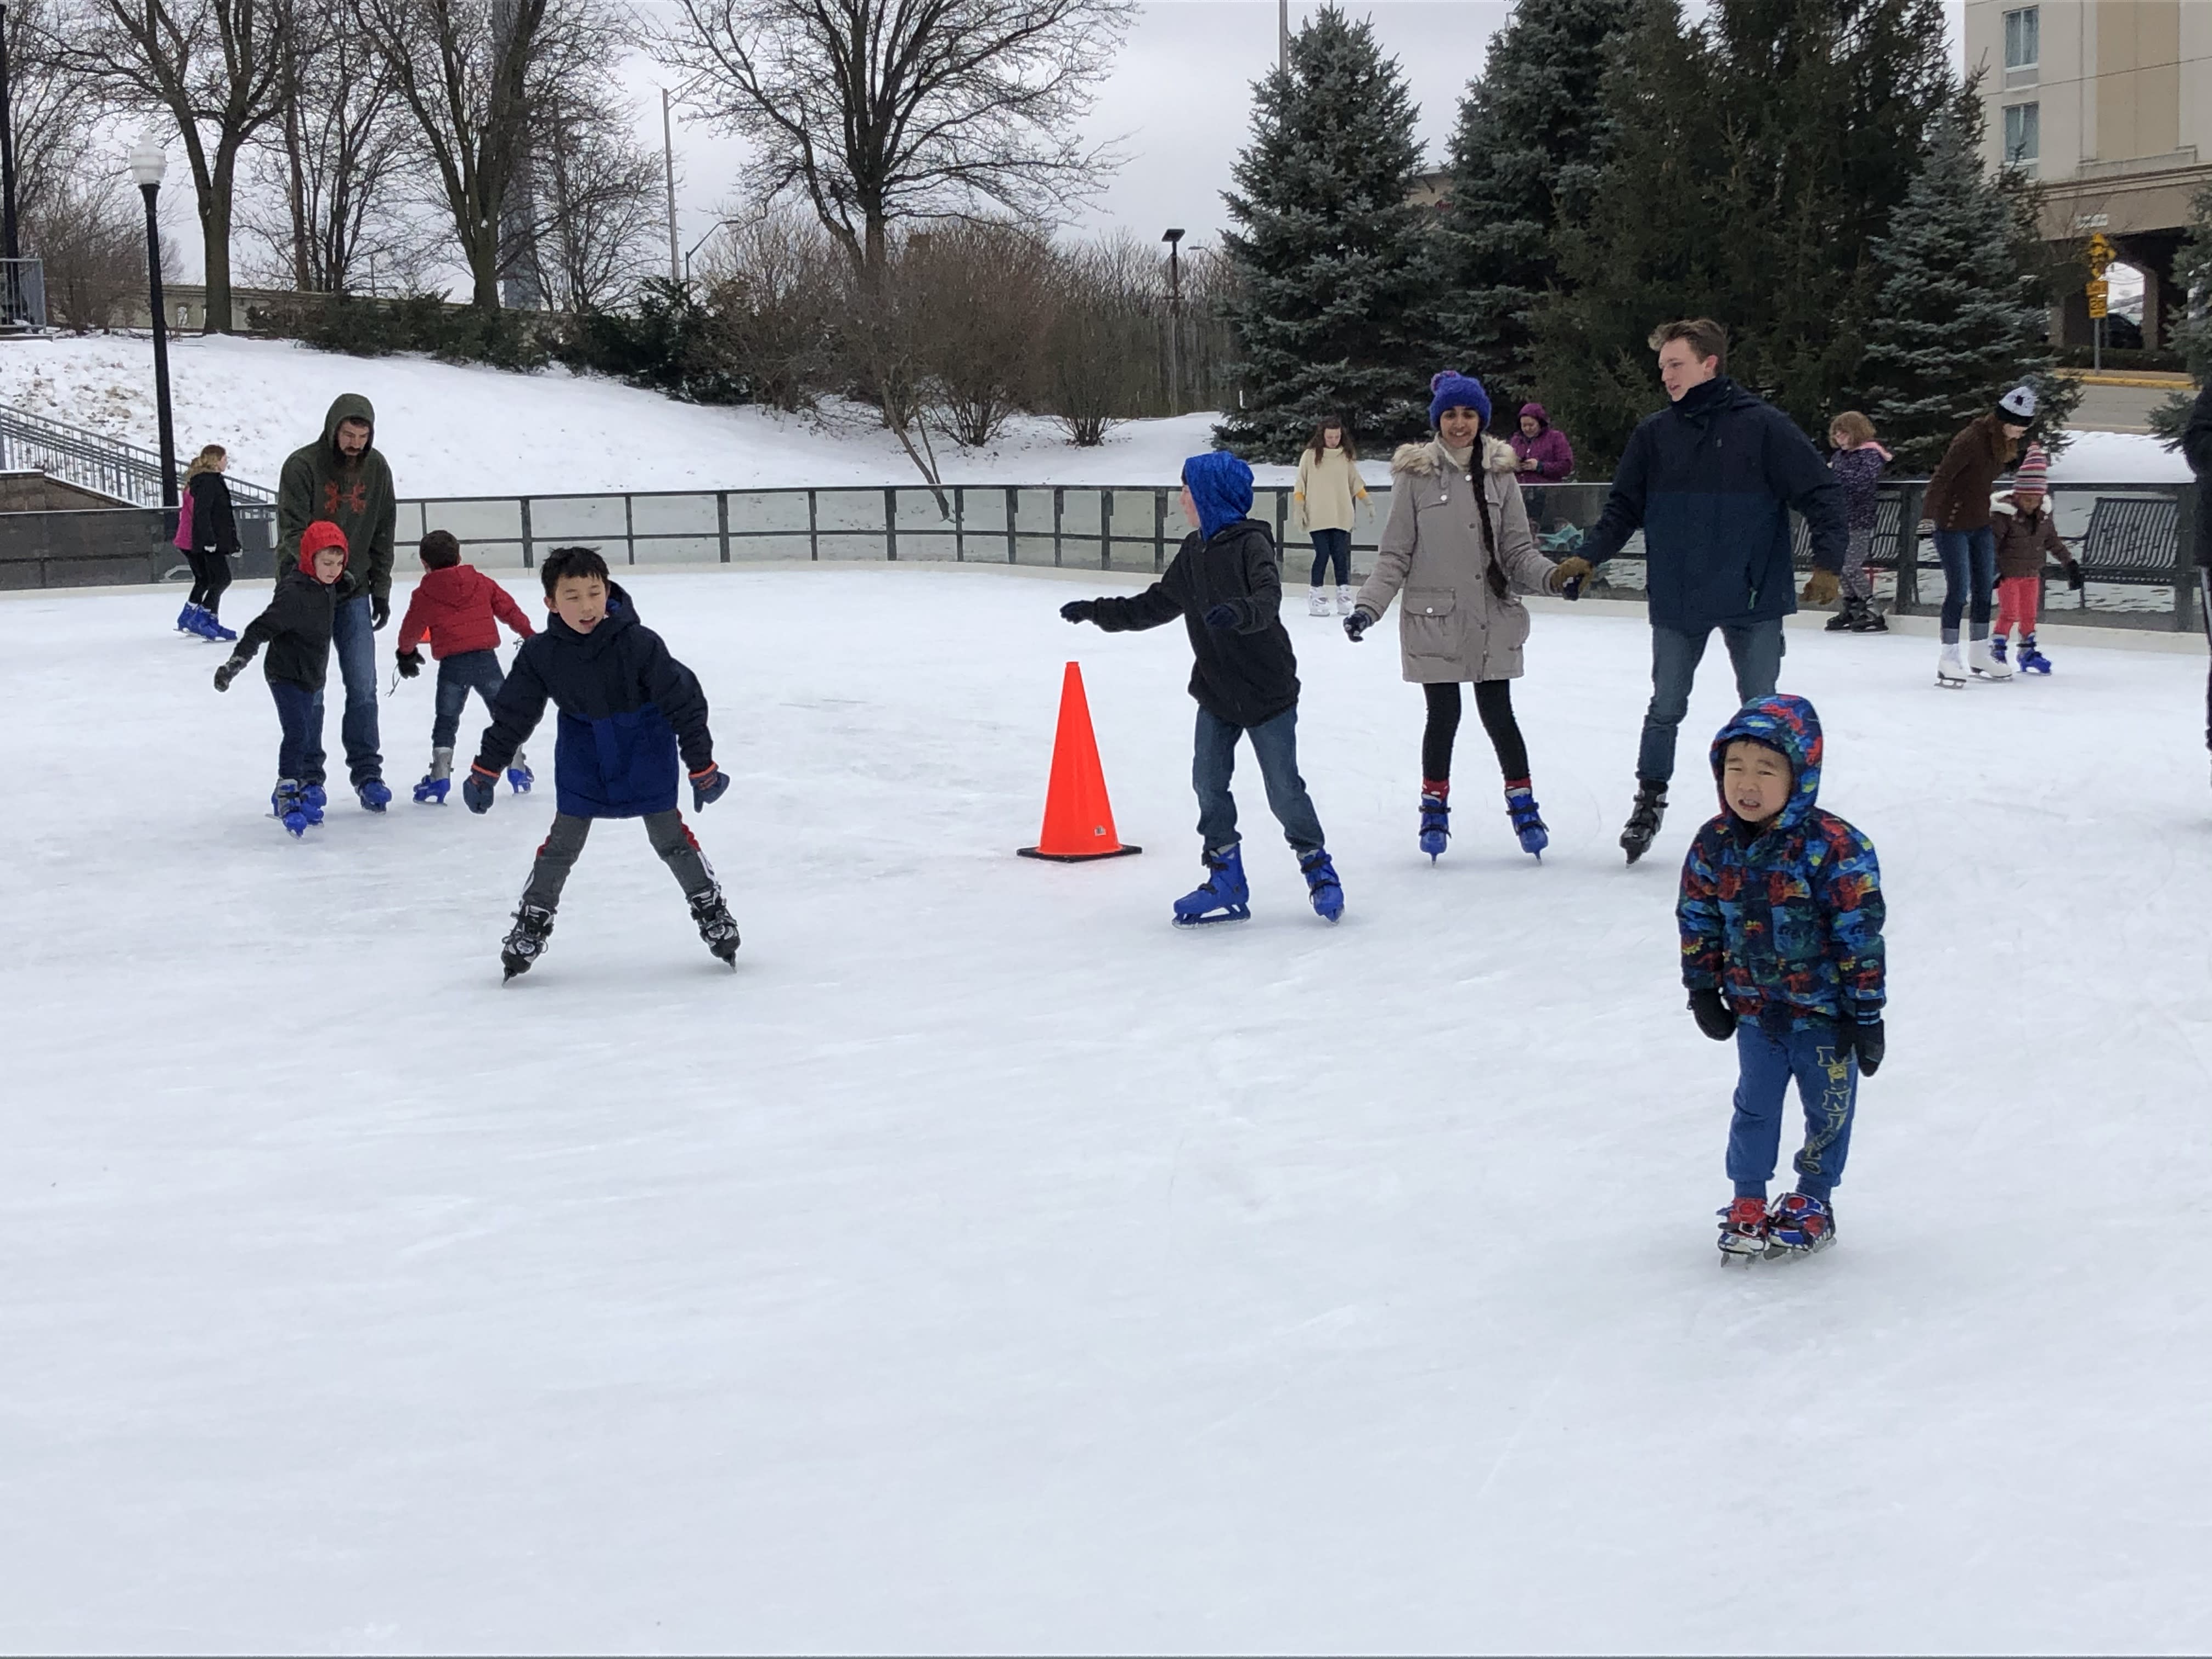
[465, 546, 738, 979]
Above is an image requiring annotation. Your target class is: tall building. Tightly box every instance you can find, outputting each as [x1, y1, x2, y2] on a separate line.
[1964, 0, 2212, 347]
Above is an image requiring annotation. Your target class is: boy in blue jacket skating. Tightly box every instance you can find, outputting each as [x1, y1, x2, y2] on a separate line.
[465, 546, 738, 978]
[1677, 694, 1885, 1262]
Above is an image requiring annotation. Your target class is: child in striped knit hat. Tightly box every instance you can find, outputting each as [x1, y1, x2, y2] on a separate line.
[1988, 443, 2082, 675]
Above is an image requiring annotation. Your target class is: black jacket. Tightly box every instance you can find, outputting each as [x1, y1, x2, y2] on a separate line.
[2182, 383, 2212, 569]
[1091, 520, 1299, 727]
[235, 568, 338, 690]
[185, 470, 239, 555]
[473, 583, 714, 819]
[1579, 376, 1847, 631]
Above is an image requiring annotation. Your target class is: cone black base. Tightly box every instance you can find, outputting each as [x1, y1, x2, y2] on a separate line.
[1017, 844, 1143, 862]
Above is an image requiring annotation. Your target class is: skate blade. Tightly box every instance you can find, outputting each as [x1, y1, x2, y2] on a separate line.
[1718, 1242, 1764, 1266]
[1172, 906, 1251, 928]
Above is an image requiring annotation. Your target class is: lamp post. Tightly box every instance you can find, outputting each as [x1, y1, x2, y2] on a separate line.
[1162, 228, 1185, 414]
[683, 220, 744, 287]
[127, 134, 178, 510]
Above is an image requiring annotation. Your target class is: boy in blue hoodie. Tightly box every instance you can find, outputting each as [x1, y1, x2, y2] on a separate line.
[1059, 452, 1344, 927]
[464, 546, 738, 979]
[1677, 694, 1886, 1261]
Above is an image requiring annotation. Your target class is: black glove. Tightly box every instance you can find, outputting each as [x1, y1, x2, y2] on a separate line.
[690, 763, 730, 810]
[2066, 562, 2085, 591]
[371, 595, 391, 630]
[1688, 987, 1737, 1042]
[1343, 608, 1375, 642]
[1203, 602, 1238, 630]
[1844, 1019, 1885, 1077]
[461, 763, 499, 814]
[212, 653, 247, 692]
[396, 647, 423, 679]
[1060, 600, 1096, 624]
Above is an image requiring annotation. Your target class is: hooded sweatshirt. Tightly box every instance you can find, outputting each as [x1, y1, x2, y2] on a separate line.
[233, 528, 349, 691]
[398, 563, 538, 659]
[1506, 404, 1575, 482]
[1675, 693, 1885, 1032]
[473, 581, 714, 819]
[277, 393, 398, 603]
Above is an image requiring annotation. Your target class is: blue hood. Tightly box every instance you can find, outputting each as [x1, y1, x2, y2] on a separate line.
[1182, 451, 1255, 541]
[1710, 693, 1824, 832]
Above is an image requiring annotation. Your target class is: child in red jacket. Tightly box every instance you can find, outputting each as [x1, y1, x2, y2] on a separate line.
[395, 529, 537, 803]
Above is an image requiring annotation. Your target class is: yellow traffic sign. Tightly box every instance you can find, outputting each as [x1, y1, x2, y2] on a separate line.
[2086, 278, 2109, 318]
[2085, 232, 2118, 273]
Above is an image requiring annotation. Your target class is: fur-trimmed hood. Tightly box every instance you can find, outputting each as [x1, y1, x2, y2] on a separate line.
[1390, 436, 1520, 478]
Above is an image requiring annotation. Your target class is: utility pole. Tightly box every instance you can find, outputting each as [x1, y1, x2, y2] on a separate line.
[1279, 0, 1288, 77]
[0, 3, 19, 268]
[1163, 228, 1184, 413]
[662, 88, 680, 285]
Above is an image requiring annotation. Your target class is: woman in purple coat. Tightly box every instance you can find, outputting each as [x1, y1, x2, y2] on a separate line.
[1509, 403, 1575, 482]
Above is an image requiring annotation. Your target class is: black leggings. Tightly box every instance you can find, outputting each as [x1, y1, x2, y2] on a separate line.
[1423, 680, 1530, 785]
[184, 548, 232, 612]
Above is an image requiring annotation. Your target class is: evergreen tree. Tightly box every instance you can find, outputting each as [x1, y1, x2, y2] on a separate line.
[1216, 7, 1432, 460]
[1858, 101, 2078, 470]
[1536, 0, 1957, 469]
[2149, 184, 2212, 443]
[1431, 0, 1639, 411]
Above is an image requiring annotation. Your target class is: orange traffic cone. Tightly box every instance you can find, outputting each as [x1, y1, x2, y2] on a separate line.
[1017, 661, 1142, 861]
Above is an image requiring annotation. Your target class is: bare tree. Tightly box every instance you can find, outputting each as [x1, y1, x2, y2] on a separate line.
[5, 0, 101, 226]
[528, 87, 666, 313]
[48, 0, 292, 331]
[905, 221, 1054, 447]
[656, 0, 1134, 280]
[37, 173, 171, 329]
[349, 0, 622, 309]
[695, 208, 841, 411]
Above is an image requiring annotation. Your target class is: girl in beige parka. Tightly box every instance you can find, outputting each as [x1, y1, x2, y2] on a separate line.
[1345, 371, 1591, 861]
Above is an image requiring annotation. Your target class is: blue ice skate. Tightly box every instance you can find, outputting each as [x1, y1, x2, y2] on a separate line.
[357, 777, 392, 812]
[413, 774, 450, 805]
[175, 601, 198, 633]
[1989, 634, 2008, 664]
[272, 779, 311, 838]
[1172, 844, 1250, 927]
[2017, 637, 2052, 674]
[1505, 782, 1548, 859]
[1299, 848, 1344, 922]
[1765, 1192, 1837, 1257]
[1419, 789, 1450, 861]
[506, 759, 534, 794]
[199, 612, 238, 643]
[299, 783, 328, 826]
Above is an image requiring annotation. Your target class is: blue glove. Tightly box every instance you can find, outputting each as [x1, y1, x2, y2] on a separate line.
[462, 763, 499, 814]
[690, 763, 729, 810]
[1203, 602, 1238, 630]
[1343, 608, 1375, 642]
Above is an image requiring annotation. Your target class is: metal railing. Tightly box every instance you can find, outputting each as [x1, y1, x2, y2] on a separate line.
[0, 258, 45, 331]
[0, 401, 278, 509]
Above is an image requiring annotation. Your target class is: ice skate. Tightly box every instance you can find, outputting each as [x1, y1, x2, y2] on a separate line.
[1846, 601, 1889, 633]
[1620, 781, 1667, 864]
[357, 777, 393, 812]
[298, 783, 327, 826]
[1824, 601, 1854, 633]
[1763, 1192, 1837, 1257]
[500, 904, 556, 980]
[2017, 636, 2052, 675]
[1717, 1196, 1769, 1266]
[1299, 848, 1344, 922]
[506, 755, 534, 794]
[1335, 584, 1353, 616]
[1968, 637, 2012, 681]
[414, 748, 453, 805]
[1989, 634, 2009, 665]
[174, 601, 198, 634]
[1935, 642, 1966, 689]
[1504, 780, 1548, 859]
[1307, 586, 1329, 617]
[1419, 785, 1450, 861]
[688, 883, 742, 965]
[1172, 844, 1250, 927]
[271, 779, 311, 838]
[201, 613, 237, 643]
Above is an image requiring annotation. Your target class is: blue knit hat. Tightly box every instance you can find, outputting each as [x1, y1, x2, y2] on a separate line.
[1181, 450, 1255, 541]
[1429, 371, 1492, 432]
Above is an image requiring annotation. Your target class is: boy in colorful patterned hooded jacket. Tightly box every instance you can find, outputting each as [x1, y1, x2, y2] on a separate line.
[1677, 693, 1886, 1261]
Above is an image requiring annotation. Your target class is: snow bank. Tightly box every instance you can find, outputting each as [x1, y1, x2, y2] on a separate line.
[3, 566, 2207, 1651]
[2045, 426, 2191, 483]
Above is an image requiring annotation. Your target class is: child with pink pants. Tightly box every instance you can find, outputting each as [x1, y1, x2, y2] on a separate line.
[1988, 445, 2080, 675]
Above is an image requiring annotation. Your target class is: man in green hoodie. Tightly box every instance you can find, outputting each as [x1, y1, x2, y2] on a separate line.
[278, 393, 398, 809]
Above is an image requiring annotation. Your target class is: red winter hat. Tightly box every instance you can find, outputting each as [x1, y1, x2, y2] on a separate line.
[298, 519, 350, 575]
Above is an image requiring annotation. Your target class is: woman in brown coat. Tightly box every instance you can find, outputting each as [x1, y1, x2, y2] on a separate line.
[1344, 371, 1590, 861]
[1922, 385, 2037, 683]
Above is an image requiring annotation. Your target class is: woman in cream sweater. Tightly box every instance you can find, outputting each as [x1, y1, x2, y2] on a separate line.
[1293, 416, 1368, 617]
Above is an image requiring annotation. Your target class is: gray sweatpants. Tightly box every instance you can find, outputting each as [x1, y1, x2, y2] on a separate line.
[1841, 527, 1875, 602]
[521, 810, 714, 910]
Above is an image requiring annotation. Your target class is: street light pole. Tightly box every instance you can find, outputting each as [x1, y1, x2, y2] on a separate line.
[1278, 0, 1288, 77]
[662, 88, 681, 284]
[1163, 228, 1185, 413]
[128, 135, 177, 510]
[0, 2, 22, 327]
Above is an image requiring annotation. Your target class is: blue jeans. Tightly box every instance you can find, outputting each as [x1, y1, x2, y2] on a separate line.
[1193, 704, 1327, 855]
[1308, 528, 1351, 587]
[1637, 619, 1785, 784]
[1933, 527, 1997, 641]
[304, 593, 383, 787]
[269, 679, 325, 784]
[431, 648, 507, 749]
[1727, 1023, 1858, 1201]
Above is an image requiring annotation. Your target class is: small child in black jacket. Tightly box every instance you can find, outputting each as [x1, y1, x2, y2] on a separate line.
[464, 545, 738, 979]
[212, 519, 349, 836]
[1060, 451, 1344, 926]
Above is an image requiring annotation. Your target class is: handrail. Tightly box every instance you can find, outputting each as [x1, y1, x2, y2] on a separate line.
[0, 401, 277, 507]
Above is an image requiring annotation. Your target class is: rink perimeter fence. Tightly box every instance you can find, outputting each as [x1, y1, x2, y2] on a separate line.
[0, 477, 2203, 633]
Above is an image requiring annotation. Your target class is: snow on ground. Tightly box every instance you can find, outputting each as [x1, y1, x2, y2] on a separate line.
[2046, 425, 2191, 483]
[0, 334, 1352, 499]
[3, 565, 2209, 1653]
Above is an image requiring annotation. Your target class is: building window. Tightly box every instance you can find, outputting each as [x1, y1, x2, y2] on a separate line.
[2004, 101, 2041, 167]
[2004, 7, 2039, 70]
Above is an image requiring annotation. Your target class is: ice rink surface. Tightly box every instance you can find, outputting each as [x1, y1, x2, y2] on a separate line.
[3, 566, 2209, 1654]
